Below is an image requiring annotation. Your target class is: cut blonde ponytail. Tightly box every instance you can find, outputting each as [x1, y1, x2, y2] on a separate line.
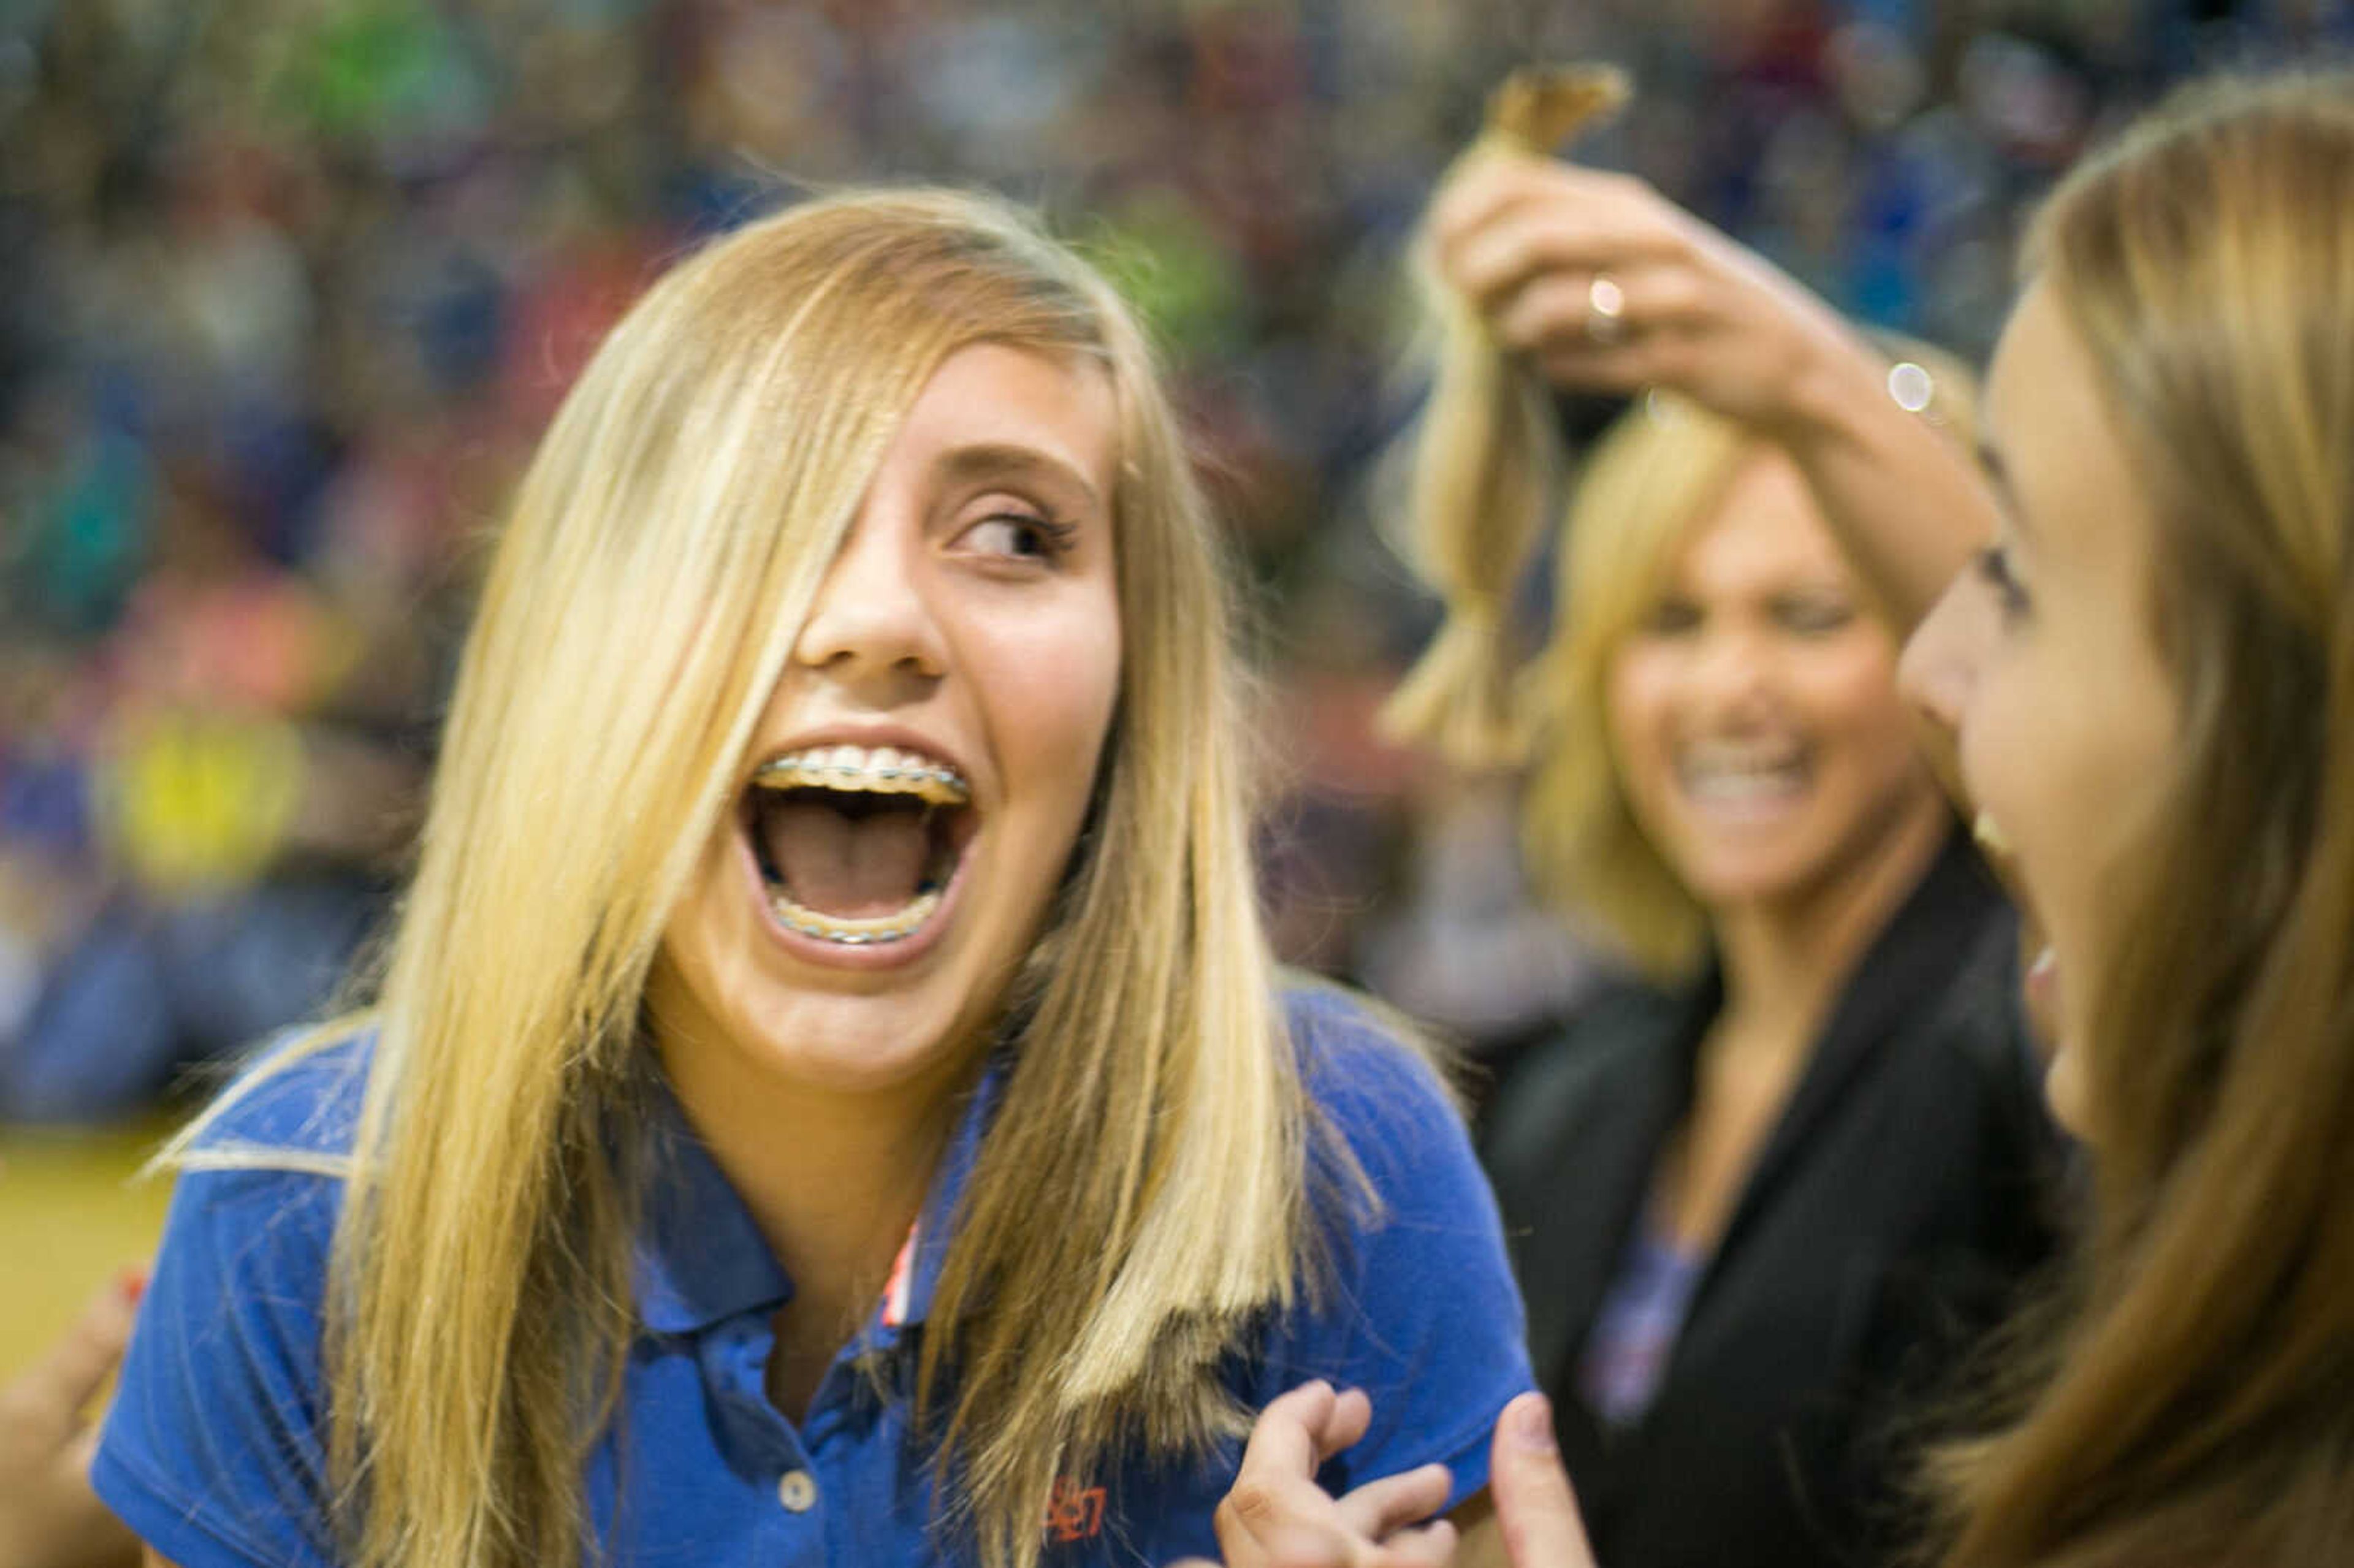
[1379, 65, 1628, 767]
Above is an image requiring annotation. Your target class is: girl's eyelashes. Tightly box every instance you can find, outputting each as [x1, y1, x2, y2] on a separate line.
[1973, 544, 2032, 620]
[958, 507, 1080, 562]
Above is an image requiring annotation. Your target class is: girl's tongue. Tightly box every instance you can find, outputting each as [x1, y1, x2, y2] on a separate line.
[761, 797, 932, 918]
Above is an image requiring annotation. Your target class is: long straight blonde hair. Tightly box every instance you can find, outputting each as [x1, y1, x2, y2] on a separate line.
[1936, 71, 2354, 1568]
[196, 188, 1314, 1568]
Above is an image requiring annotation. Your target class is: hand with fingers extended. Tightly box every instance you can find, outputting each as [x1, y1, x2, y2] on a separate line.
[1169, 1385, 1599, 1568]
[1427, 147, 1873, 442]
[0, 1272, 146, 1568]
[1187, 1380, 1460, 1568]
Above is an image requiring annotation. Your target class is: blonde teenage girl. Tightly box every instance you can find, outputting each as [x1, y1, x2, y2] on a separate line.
[91, 188, 1533, 1568]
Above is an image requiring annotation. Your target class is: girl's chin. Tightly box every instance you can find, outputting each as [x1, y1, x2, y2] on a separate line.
[1673, 847, 1821, 908]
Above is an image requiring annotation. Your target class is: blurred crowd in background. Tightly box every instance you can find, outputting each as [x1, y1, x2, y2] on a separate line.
[2, 0, 2345, 1122]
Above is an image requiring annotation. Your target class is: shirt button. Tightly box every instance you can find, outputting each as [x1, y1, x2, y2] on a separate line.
[777, 1469, 818, 1513]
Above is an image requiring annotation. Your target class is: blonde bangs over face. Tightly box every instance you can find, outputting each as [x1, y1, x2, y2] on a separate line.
[300, 188, 1301, 1568]
[1518, 397, 1754, 980]
[1937, 73, 2354, 1568]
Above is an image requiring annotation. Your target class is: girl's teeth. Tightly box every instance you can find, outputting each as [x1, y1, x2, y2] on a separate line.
[770, 888, 942, 945]
[1684, 761, 1805, 796]
[751, 745, 970, 804]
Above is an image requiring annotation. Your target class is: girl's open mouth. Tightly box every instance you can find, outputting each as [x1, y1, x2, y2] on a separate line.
[742, 744, 978, 947]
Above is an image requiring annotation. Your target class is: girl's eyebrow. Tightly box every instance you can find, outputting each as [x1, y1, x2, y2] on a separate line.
[1976, 439, 2034, 544]
[937, 443, 1102, 509]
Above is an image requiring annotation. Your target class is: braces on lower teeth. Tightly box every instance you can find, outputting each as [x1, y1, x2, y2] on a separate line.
[770, 888, 942, 946]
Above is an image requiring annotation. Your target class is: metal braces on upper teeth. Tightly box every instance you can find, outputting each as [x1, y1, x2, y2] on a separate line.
[753, 745, 970, 805]
[751, 745, 961, 945]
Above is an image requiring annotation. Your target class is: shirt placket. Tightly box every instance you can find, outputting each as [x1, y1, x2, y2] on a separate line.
[699, 1310, 831, 1564]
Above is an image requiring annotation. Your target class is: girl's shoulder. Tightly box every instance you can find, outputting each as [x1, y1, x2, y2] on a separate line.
[1277, 973, 1487, 1206]
[176, 1019, 376, 1175]
[1280, 975, 1461, 1128]
[89, 1026, 373, 1567]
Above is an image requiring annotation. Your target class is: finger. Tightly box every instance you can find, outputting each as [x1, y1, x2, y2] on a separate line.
[1216, 1385, 1398, 1566]
[1438, 173, 1685, 313]
[1222, 1384, 1347, 1559]
[1333, 1463, 1452, 1540]
[1529, 338, 1659, 395]
[1427, 148, 1558, 255]
[1446, 210, 1682, 320]
[65, 1418, 105, 1478]
[1243, 1380, 1377, 1473]
[1533, 326, 1705, 396]
[1314, 1387, 1374, 1463]
[1509, 264, 1720, 353]
[13, 1273, 142, 1423]
[1376, 1518, 1459, 1568]
[1429, 156, 1649, 264]
[1214, 1497, 1358, 1568]
[1490, 270, 1599, 357]
[1238, 1380, 1339, 1485]
[1489, 1393, 1598, 1568]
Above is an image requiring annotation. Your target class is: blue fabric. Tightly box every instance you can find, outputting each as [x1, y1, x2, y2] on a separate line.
[93, 984, 1532, 1567]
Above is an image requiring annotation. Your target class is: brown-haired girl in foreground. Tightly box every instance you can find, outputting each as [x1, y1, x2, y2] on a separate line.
[1206, 66, 2354, 1568]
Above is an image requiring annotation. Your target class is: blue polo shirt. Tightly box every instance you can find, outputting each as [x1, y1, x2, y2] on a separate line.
[93, 985, 1533, 1566]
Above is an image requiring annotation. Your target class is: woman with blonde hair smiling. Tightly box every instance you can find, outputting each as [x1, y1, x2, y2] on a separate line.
[89, 188, 1533, 1568]
[1205, 65, 2354, 1568]
[1452, 361, 2059, 1567]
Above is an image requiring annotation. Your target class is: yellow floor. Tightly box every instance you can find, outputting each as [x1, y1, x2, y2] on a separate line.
[0, 1119, 177, 1382]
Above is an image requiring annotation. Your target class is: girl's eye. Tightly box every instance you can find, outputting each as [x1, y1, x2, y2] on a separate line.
[961, 510, 1077, 561]
[1639, 598, 1702, 637]
[1772, 596, 1855, 636]
[1973, 544, 2032, 622]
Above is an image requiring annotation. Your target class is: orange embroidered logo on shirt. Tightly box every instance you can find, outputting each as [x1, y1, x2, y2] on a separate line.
[1043, 1476, 1107, 1543]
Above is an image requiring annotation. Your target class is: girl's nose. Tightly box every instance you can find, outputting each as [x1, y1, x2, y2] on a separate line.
[792, 509, 947, 689]
[1897, 569, 1994, 739]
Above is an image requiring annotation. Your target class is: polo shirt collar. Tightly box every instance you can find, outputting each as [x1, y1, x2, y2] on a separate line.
[633, 1052, 1009, 1338]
